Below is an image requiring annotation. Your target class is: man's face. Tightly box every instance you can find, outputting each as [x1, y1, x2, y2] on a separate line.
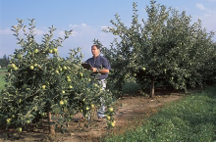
[91, 46, 100, 57]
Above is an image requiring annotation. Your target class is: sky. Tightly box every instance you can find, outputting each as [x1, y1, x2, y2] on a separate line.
[0, 0, 216, 61]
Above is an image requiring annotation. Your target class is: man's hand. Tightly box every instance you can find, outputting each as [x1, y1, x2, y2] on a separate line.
[91, 67, 98, 73]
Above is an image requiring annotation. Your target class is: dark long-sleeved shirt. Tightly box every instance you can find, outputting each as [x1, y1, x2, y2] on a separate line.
[86, 55, 111, 79]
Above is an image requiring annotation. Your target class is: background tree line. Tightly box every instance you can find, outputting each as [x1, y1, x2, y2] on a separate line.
[0, 54, 10, 68]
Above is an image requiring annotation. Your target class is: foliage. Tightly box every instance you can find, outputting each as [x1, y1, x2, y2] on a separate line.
[103, 86, 216, 142]
[0, 19, 115, 133]
[102, 0, 216, 98]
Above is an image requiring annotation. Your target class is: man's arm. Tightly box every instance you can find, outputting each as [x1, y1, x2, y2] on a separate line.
[91, 67, 109, 73]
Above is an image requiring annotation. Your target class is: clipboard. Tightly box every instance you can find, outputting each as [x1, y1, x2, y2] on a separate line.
[81, 63, 92, 70]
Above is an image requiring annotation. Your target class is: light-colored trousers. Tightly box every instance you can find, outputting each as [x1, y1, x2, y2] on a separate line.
[97, 79, 106, 118]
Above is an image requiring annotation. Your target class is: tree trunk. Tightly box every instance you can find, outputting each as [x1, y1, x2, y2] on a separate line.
[48, 111, 55, 134]
[150, 76, 155, 98]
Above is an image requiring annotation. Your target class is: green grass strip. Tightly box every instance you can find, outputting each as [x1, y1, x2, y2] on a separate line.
[103, 86, 216, 142]
[0, 69, 7, 73]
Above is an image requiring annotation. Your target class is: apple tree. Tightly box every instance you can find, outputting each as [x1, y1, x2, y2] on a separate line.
[0, 19, 115, 134]
[103, 1, 172, 97]
[102, 0, 216, 98]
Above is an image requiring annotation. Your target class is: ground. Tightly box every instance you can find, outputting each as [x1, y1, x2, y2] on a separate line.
[0, 92, 185, 142]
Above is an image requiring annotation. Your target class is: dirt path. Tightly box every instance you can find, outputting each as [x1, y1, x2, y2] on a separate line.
[0, 93, 184, 142]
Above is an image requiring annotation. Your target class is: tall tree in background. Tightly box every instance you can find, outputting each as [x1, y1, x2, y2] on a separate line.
[0, 54, 10, 68]
[102, 0, 215, 98]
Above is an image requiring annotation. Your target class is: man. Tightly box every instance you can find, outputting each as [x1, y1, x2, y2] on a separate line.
[85, 44, 111, 120]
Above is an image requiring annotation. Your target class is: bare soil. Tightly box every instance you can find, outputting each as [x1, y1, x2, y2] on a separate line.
[0, 92, 187, 142]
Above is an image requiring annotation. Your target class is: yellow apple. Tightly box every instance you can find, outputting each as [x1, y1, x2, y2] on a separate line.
[42, 112, 46, 116]
[10, 63, 17, 70]
[67, 78, 71, 82]
[55, 70, 59, 74]
[16, 54, 22, 59]
[62, 90, 65, 94]
[86, 106, 90, 111]
[142, 67, 146, 71]
[59, 100, 64, 105]
[42, 85, 46, 90]
[30, 65, 34, 70]
[108, 107, 114, 112]
[34, 49, 39, 53]
[6, 118, 11, 123]
[63, 66, 67, 70]
[91, 104, 94, 109]
[69, 85, 73, 89]
[17, 127, 22, 132]
[14, 66, 18, 71]
[106, 115, 111, 120]
[11, 63, 16, 68]
[94, 83, 99, 88]
[53, 48, 58, 53]
[49, 49, 53, 53]
[26, 120, 31, 124]
[111, 122, 115, 127]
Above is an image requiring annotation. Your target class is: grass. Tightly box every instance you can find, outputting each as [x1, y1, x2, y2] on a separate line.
[0, 69, 7, 91]
[0, 68, 7, 73]
[103, 86, 216, 142]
